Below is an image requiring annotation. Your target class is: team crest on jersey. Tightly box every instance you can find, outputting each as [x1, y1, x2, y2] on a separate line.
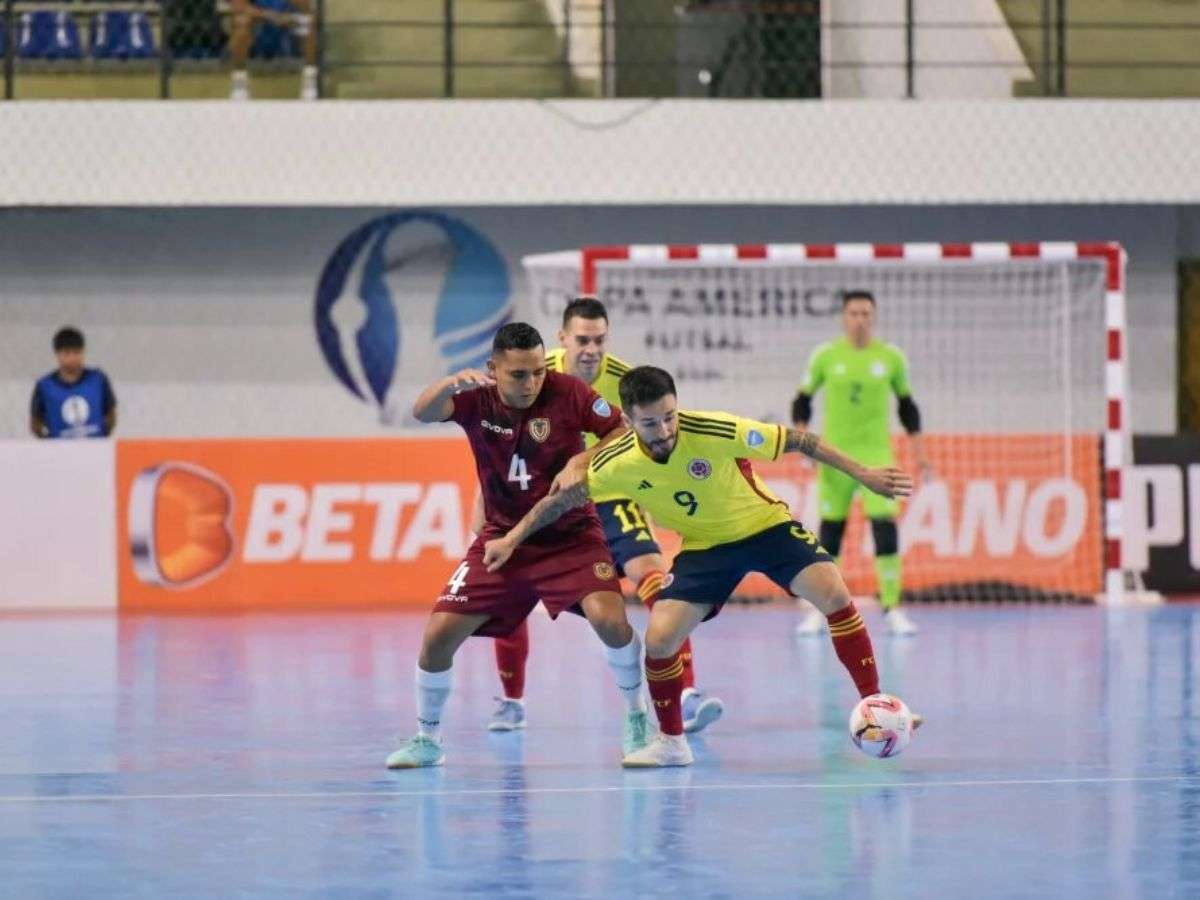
[593, 562, 616, 580]
[746, 429, 765, 448]
[528, 418, 551, 442]
[870, 361, 887, 378]
[687, 458, 713, 480]
[592, 397, 612, 417]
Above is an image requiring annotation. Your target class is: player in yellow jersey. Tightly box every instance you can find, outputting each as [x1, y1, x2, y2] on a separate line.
[487, 298, 724, 734]
[483, 366, 917, 768]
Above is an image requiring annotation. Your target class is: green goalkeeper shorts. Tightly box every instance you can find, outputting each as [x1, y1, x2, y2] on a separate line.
[818, 463, 899, 522]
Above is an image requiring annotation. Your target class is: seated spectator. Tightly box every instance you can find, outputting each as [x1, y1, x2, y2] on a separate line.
[229, 0, 318, 100]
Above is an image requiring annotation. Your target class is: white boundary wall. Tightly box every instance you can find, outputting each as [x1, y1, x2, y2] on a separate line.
[0, 441, 116, 609]
[2, 100, 1200, 206]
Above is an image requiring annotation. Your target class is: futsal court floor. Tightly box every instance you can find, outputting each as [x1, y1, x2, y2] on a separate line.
[2, 602, 1198, 898]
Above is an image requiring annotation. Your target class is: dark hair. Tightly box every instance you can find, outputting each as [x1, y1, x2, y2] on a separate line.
[562, 296, 608, 328]
[492, 322, 544, 354]
[843, 290, 876, 307]
[53, 327, 85, 352]
[618, 365, 677, 412]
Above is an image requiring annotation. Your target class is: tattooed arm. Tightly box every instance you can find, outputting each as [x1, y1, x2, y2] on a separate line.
[783, 428, 913, 500]
[481, 481, 591, 572]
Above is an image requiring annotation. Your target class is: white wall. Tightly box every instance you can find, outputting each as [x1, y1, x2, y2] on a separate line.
[2, 100, 1200, 205]
[0, 440, 116, 609]
[825, 0, 1032, 99]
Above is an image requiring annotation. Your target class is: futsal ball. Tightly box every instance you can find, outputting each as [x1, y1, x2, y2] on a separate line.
[849, 694, 913, 758]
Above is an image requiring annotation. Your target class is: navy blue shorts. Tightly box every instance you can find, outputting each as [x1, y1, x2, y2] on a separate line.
[595, 499, 662, 576]
[664, 520, 833, 620]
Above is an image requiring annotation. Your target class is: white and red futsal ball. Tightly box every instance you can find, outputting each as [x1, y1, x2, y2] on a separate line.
[849, 694, 914, 758]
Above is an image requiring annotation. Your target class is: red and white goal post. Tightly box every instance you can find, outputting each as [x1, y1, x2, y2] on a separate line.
[523, 241, 1135, 605]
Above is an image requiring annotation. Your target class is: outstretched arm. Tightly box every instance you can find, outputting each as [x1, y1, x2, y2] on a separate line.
[784, 428, 913, 499]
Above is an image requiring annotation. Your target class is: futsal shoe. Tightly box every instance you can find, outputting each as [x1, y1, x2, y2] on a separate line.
[795, 607, 827, 636]
[623, 709, 650, 755]
[622, 733, 694, 768]
[885, 607, 919, 636]
[681, 688, 724, 734]
[385, 735, 445, 769]
[487, 697, 526, 732]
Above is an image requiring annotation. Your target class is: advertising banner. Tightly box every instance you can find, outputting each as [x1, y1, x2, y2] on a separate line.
[116, 438, 476, 610]
[115, 432, 1103, 609]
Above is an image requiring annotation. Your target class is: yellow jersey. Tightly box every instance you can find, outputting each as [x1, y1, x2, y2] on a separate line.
[588, 410, 791, 551]
[545, 348, 632, 503]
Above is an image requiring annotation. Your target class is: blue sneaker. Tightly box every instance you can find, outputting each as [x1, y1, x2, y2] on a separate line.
[487, 697, 526, 732]
[682, 688, 724, 734]
[385, 734, 445, 769]
[623, 709, 650, 755]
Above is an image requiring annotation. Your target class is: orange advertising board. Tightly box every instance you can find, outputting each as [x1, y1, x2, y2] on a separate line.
[116, 438, 478, 610]
[734, 433, 1104, 598]
[117, 433, 1103, 610]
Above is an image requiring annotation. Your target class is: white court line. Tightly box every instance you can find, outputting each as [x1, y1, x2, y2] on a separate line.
[0, 774, 1193, 804]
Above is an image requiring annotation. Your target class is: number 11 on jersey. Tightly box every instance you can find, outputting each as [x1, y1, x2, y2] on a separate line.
[508, 454, 532, 491]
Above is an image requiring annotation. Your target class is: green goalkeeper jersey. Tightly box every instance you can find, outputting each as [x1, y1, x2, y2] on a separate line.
[800, 337, 912, 463]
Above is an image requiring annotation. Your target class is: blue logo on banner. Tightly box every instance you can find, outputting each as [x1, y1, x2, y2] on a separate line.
[314, 211, 511, 405]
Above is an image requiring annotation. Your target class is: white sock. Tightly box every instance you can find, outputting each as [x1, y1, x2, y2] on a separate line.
[415, 664, 452, 742]
[603, 631, 647, 713]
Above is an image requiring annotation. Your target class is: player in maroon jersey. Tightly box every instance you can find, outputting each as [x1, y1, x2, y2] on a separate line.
[385, 323, 650, 769]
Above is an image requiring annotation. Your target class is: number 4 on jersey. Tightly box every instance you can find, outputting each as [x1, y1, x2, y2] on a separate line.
[508, 454, 532, 491]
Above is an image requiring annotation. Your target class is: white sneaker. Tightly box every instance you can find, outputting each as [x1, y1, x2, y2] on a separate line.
[300, 65, 318, 101]
[681, 688, 724, 734]
[230, 71, 250, 101]
[885, 607, 918, 636]
[621, 732, 693, 768]
[795, 607, 826, 637]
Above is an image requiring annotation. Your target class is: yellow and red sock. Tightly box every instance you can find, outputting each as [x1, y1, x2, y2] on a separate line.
[638, 571, 696, 690]
[645, 652, 686, 736]
[493, 619, 529, 700]
[827, 603, 880, 698]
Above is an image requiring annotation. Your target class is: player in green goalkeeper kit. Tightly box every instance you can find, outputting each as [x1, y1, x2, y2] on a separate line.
[792, 290, 930, 637]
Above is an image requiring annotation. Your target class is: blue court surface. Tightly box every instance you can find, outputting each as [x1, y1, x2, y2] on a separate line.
[1, 602, 1198, 898]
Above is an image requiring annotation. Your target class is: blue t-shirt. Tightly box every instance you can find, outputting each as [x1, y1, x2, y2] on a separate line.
[31, 368, 117, 438]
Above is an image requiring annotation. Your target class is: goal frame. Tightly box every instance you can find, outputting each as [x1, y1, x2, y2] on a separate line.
[575, 241, 1129, 604]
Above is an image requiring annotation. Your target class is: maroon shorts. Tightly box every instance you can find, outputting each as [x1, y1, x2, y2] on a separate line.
[432, 523, 621, 637]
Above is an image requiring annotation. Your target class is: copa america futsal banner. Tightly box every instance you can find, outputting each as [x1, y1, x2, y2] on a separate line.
[114, 434, 1102, 610]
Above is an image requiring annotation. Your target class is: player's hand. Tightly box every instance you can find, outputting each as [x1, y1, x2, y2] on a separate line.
[483, 536, 516, 573]
[862, 466, 913, 499]
[448, 369, 495, 395]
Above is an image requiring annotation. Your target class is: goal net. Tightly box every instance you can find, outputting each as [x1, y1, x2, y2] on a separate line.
[523, 242, 1129, 604]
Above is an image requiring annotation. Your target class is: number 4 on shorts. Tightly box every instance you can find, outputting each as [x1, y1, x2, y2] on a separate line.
[446, 562, 469, 594]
